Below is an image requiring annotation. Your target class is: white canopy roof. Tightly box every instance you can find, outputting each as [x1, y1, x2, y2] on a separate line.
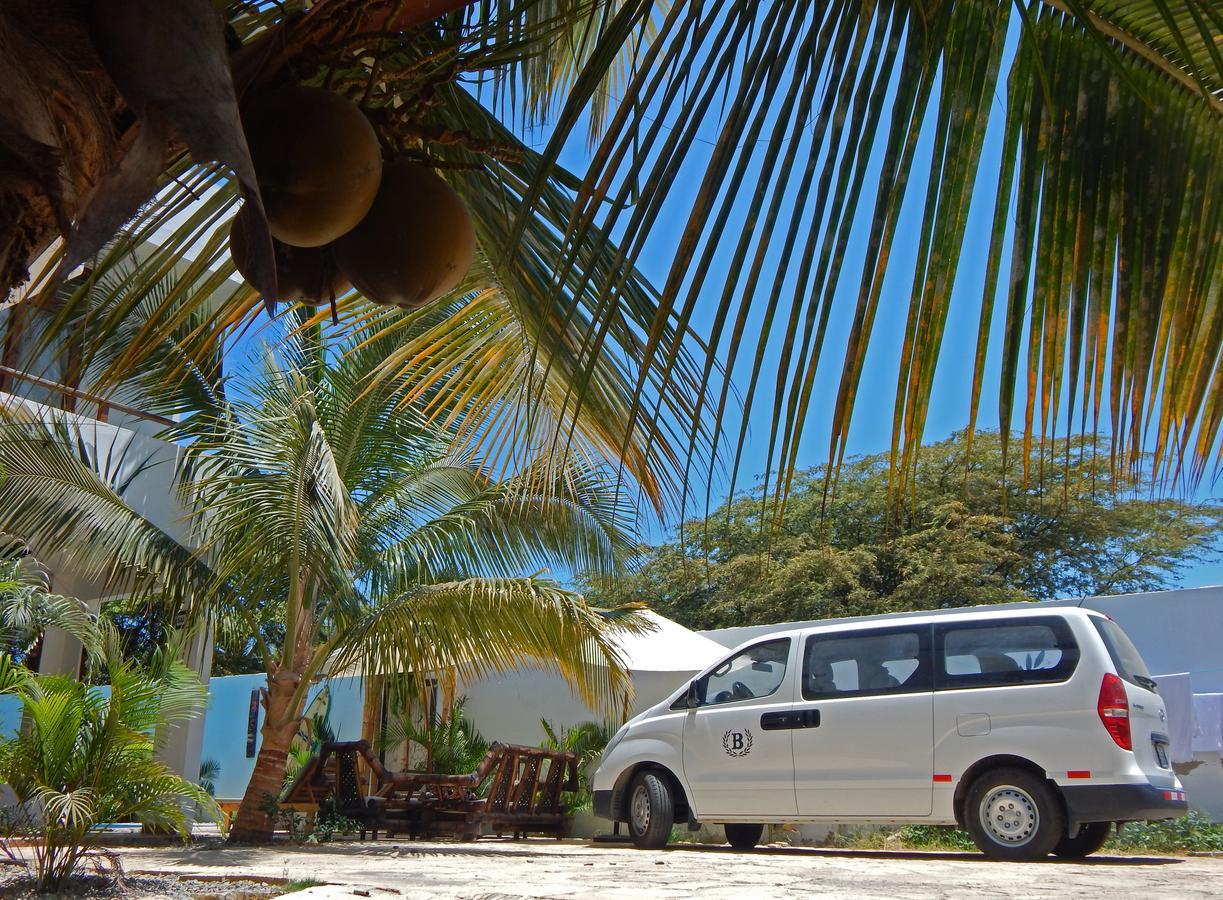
[608, 610, 726, 673]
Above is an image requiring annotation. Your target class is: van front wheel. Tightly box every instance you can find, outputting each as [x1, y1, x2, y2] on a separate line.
[627, 771, 673, 849]
[965, 768, 1064, 860]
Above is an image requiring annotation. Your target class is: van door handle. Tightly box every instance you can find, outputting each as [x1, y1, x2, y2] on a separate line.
[760, 710, 821, 730]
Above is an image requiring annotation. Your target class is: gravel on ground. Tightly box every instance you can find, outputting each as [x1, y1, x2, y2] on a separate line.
[100, 837, 1223, 899]
[0, 869, 286, 900]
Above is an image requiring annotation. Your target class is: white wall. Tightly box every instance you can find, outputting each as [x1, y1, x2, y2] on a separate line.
[460, 666, 696, 747]
[200, 674, 366, 800]
[1073, 587, 1223, 691]
[199, 665, 697, 799]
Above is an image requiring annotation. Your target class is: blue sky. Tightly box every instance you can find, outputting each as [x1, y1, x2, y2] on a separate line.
[496, 14, 1223, 593]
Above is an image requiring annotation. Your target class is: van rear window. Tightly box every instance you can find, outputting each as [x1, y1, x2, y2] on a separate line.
[936, 618, 1079, 689]
[1090, 617, 1156, 691]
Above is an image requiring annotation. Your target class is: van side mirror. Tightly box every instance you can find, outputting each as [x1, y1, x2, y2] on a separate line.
[685, 680, 702, 708]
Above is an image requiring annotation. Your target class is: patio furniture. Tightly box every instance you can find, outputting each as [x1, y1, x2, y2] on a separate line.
[297, 740, 579, 841]
[283, 740, 404, 839]
[397, 742, 579, 840]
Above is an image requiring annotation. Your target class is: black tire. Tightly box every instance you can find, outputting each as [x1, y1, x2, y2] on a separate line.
[1053, 821, 1111, 858]
[725, 823, 764, 849]
[964, 767, 1064, 861]
[627, 771, 673, 849]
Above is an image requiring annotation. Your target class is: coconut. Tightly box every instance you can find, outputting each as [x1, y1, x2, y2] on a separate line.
[333, 160, 476, 308]
[229, 205, 350, 305]
[242, 86, 382, 248]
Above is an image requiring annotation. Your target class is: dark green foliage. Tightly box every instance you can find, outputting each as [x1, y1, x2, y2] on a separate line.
[540, 719, 616, 809]
[842, 812, 1223, 854]
[1109, 811, 1223, 854]
[588, 431, 1223, 630]
[381, 696, 490, 776]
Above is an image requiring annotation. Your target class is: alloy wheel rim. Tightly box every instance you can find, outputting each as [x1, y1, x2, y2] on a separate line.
[630, 784, 651, 833]
[980, 785, 1039, 845]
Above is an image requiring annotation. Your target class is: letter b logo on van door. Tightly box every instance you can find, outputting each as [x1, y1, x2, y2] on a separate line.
[722, 728, 753, 757]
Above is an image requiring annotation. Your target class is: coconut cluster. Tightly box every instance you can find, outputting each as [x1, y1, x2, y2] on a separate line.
[228, 86, 476, 309]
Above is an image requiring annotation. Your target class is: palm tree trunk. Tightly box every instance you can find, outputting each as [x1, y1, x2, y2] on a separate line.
[227, 667, 305, 843]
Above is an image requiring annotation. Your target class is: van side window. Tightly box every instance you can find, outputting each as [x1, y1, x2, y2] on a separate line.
[802, 627, 931, 700]
[695, 638, 791, 707]
[936, 618, 1079, 689]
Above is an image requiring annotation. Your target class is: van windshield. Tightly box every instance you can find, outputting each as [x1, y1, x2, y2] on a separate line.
[1091, 617, 1157, 692]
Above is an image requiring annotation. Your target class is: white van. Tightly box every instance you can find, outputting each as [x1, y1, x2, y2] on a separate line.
[592, 607, 1187, 860]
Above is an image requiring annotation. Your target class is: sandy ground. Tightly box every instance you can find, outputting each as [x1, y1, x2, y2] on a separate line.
[111, 838, 1223, 900]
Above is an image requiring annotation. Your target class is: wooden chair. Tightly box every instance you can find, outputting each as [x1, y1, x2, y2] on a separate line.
[285, 740, 396, 840]
[405, 742, 579, 840]
[291, 740, 579, 842]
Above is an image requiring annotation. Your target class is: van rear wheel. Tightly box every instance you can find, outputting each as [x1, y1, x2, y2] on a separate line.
[1053, 821, 1111, 858]
[964, 767, 1064, 860]
[627, 771, 673, 849]
[724, 823, 764, 849]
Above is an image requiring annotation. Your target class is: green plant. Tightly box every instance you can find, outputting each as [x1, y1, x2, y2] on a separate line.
[829, 814, 1223, 856]
[895, 825, 978, 852]
[0, 633, 218, 892]
[283, 695, 337, 791]
[284, 879, 325, 893]
[382, 696, 489, 775]
[540, 719, 617, 810]
[589, 430, 1223, 630]
[198, 759, 221, 797]
[1107, 812, 1223, 855]
[10, 2, 1217, 520]
[0, 540, 98, 664]
[259, 796, 361, 845]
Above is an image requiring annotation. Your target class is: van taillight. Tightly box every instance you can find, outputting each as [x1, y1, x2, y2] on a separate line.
[1098, 672, 1131, 750]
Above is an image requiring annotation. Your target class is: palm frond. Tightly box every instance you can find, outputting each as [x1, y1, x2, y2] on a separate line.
[0, 406, 210, 612]
[515, 0, 1223, 507]
[326, 576, 648, 716]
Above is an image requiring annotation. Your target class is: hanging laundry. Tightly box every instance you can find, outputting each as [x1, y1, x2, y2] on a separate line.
[1192, 693, 1223, 757]
[1154, 672, 1196, 764]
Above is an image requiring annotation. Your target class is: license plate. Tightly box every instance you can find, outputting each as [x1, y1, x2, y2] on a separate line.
[1154, 740, 1170, 769]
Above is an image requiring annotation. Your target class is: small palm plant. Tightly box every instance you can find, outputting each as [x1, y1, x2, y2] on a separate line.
[198, 759, 221, 797]
[381, 696, 489, 776]
[0, 633, 217, 892]
[540, 719, 617, 810]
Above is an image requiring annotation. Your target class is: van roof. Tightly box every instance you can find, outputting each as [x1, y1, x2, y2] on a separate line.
[724, 602, 1103, 647]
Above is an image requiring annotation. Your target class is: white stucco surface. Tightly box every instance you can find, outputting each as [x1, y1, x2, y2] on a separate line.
[200, 674, 366, 800]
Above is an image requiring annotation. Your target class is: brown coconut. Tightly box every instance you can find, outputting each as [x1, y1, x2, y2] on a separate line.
[229, 205, 350, 305]
[333, 160, 476, 308]
[241, 86, 382, 248]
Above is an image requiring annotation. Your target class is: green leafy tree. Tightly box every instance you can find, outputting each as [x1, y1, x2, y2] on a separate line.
[0, 324, 645, 844]
[590, 431, 1223, 630]
[0, 632, 216, 893]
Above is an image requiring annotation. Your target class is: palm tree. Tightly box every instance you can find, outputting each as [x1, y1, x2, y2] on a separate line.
[1, 1, 1218, 507]
[0, 321, 646, 843]
[0, 539, 99, 665]
[0, 628, 216, 891]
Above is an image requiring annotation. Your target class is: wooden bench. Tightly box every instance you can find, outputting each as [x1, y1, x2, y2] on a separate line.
[292, 740, 579, 841]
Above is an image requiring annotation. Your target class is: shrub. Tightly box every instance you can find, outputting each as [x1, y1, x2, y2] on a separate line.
[1108, 812, 1223, 854]
[540, 719, 617, 810]
[0, 640, 218, 891]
